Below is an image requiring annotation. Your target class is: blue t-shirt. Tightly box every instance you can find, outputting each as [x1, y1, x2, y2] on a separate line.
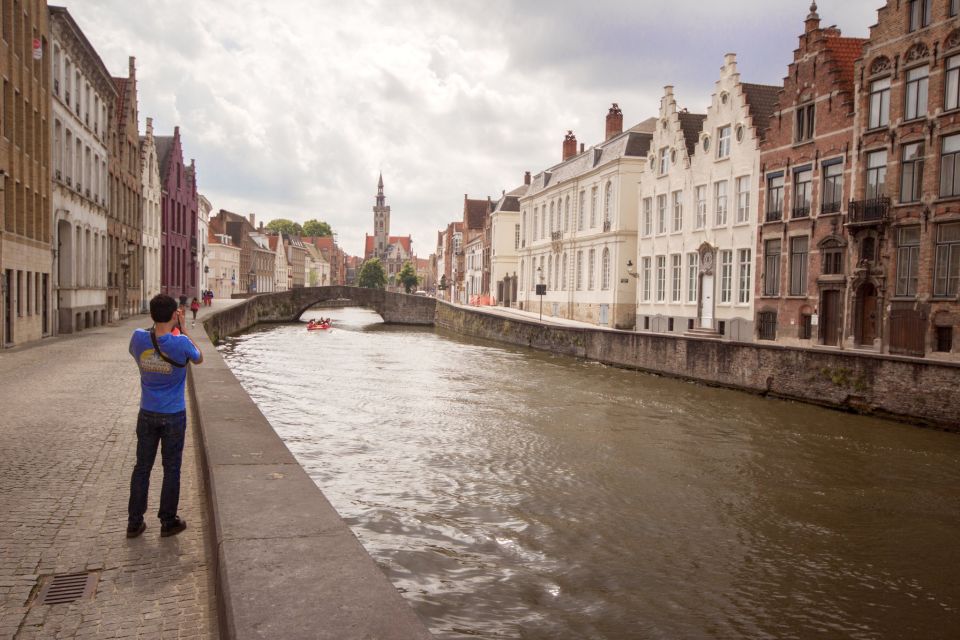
[129, 329, 201, 413]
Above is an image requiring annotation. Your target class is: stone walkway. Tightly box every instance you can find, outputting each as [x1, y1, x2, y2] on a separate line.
[0, 304, 229, 639]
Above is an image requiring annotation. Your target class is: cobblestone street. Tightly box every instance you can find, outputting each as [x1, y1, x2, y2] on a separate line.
[0, 313, 219, 639]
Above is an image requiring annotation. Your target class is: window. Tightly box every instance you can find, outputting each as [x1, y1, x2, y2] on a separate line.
[795, 103, 815, 142]
[695, 186, 707, 228]
[738, 249, 752, 304]
[952, 0, 960, 17]
[590, 187, 598, 228]
[904, 66, 929, 120]
[758, 311, 777, 340]
[576, 250, 583, 290]
[896, 226, 921, 297]
[763, 239, 781, 296]
[821, 240, 844, 275]
[578, 191, 585, 230]
[736, 176, 750, 223]
[521, 212, 527, 246]
[940, 134, 960, 197]
[588, 248, 596, 289]
[947, 56, 960, 111]
[792, 168, 812, 218]
[561, 253, 568, 290]
[657, 194, 667, 234]
[799, 313, 813, 340]
[866, 150, 887, 200]
[549, 202, 555, 235]
[547, 255, 553, 289]
[720, 250, 732, 303]
[642, 198, 652, 236]
[599, 248, 610, 290]
[934, 222, 960, 297]
[532, 208, 538, 243]
[687, 253, 699, 303]
[766, 173, 784, 221]
[641, 257, 651, 301]
[604, 182, 612, 224]
[671, 254, 682, 302]
[515, 224, 520, 250]
[908, 0, 931, 31]
[936, 326, 954, 352]
[900, 142, 924, 203]
[717, 125, 731, 158]
[821, 161, 843, 213]
[869, 78, 891, 129]
[659, 147, 670, 175]
[656, 256, 666, 302]
[564, 196, 570, 231]
[672, 191, 683, 232]
[714, 180, 728, 226]
[789, 236, 809, 296]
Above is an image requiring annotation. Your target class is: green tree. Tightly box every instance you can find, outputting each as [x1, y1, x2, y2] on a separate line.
[397, 261, 419, 293]
[357, 258, 387, 289]
[302, 219, 333, 237]
[265, 218, 303, 235]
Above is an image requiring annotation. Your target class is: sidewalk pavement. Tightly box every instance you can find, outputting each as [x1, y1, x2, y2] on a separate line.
[451, 300, 613, 330]
[0, 300, 237, 639]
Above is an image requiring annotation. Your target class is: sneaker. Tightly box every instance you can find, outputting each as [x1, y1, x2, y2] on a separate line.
[126, 522, 146, 538]
[160, 517, 187, 538]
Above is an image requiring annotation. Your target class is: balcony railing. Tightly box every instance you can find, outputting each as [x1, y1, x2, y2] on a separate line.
[821, 201, 841, 215]
[551, 231, 562, 241]
[848, 197, 890, 224]
[791, 205, 810, 219]
[603, 219, 612, 232]
[765, 208, 783, 222]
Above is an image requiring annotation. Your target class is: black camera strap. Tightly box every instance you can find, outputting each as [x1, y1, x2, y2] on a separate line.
[149, 328, 187, 368]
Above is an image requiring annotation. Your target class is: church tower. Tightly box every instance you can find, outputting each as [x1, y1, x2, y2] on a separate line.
[373, 173, 390, 257]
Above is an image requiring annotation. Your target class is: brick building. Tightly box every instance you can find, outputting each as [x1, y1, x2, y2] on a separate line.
[107, 56, 142, 319]
[302, 235, 346, 285]
[156, 126, 198, 301]
[756, 4, 866, 347]
[848, 0, 960, 359]
[1, 0, 52, 347]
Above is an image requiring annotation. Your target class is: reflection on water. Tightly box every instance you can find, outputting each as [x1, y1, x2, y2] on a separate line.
[219, 307, 960, 639]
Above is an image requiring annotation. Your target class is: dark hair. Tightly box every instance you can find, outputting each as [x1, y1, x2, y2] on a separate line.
[150, 294, 178, 323]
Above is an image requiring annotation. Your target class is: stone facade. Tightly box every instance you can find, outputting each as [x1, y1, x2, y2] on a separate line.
[207, 231, 240, 299]
[756, 5, 865, 350]
[268, 234, 288, 291]
[848, 0, 960, 360]
[1, 0, 53, 347]
[198, 193, 210, 295]
[49, 6, 114, 334]
[139, 117, 161, 309]
[638, 58, 778, 342]
[517, 106, 652, 329]
[157, 127, 198, 301]
[490, 182, 525, 306]
[107, 56, 142, 319]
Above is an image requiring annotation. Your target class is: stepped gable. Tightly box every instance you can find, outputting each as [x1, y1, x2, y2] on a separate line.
[464, 198, 490, 230]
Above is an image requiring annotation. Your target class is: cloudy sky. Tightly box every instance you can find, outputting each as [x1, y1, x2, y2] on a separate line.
[66, 0, 881, 257]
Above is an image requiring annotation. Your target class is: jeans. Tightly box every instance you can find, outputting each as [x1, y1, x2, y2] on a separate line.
[128, 409, 187, 527]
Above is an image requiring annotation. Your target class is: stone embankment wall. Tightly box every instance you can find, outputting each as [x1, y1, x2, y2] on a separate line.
[435, 302, 960, 430]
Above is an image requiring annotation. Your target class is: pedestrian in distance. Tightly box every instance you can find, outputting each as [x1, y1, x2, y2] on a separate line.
[190, 297, 200, 325]
[126, 294, 203, 538]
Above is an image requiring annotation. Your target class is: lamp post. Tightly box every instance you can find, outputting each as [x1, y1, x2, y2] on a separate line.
[626, 259, 640, 279]
[536, 265, 545, 322]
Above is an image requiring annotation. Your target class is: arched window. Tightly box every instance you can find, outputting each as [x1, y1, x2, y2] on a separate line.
[562, 253, 568, 290]
[601, 247, 611, 289]
[564, 196, 570, 231]
[520, 260, 525, 292]
[588, 248, 596, 289]
[604, 181, 613, 223]
[576, 250, 584, 290]
[547, 255, 553, 289]
[549, 202, 555, 234]
[533, 207, 539, 241]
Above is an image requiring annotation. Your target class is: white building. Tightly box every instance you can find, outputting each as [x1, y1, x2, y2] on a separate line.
[208, 232, 240, 300]
[635, 55, 778, 341]
[464, 233, 484, 304]
[198, 194, 211, 294]
[490, 182, 526, 305]
[139, 116, 162, 309]
[50, 8, 115, 333]
[268, 234, 288, 291]
[517, 105, 654, 328]
[304, 243, 330, 286]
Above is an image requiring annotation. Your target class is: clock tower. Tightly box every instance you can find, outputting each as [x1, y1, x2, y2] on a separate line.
[373, 173, 390, 258]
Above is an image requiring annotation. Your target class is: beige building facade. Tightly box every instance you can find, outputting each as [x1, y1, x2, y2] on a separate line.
[139, 116, 161, 308]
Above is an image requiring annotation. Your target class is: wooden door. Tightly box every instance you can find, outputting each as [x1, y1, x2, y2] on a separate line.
[857, 283, 878, 346]
[820, 290, 841, 346]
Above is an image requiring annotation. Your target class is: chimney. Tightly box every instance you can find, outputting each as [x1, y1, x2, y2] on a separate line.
[248, 213, 255, 227]
[563, 130, 577, 161]
[605, 103, 623, 140]
[145, 116, 153, 136]
[580, 143, 585, 153]
[524, 171, 531, 185]
[805, 1, 820, 34]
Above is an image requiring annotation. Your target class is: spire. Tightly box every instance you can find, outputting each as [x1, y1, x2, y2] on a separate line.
[805, 1, 820, 33]
[375, 173, 385, 208]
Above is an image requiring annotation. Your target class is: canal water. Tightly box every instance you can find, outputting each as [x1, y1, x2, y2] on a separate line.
[218, 307, 960, 639]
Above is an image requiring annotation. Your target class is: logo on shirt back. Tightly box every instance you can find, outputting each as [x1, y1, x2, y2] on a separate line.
[139, 349, 173, 374]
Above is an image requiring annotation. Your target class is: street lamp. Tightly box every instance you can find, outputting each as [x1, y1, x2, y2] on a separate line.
[536, 265, 545, 322]
[626, 259, 640, 279]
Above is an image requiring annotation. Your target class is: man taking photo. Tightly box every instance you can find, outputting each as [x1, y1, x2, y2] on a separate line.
[126, 294, 204, 538]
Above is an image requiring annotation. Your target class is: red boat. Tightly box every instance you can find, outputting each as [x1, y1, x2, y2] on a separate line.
[306, 322, 331, 331]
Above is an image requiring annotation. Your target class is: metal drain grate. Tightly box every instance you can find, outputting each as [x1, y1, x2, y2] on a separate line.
[35, 572, 98, 606]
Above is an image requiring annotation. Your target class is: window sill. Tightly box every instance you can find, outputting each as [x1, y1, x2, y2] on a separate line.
[890, 296, 919, 302]
[939, 107, 960, 118]
[864, 125, 890, 135]
[818, 210, 843, 217]
[893, 200, 923, 208]
[933, 195, 960, 205]
[900, 116, 928, 127]
[714, 156, 731, 163]
[791, 139, 815, 149]
[785, 295, 811, 300]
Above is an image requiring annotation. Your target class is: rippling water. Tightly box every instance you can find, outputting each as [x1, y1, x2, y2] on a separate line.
[218, 307, 960, 639]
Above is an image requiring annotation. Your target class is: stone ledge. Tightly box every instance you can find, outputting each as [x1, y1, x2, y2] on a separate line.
[189, 317, 432, 640]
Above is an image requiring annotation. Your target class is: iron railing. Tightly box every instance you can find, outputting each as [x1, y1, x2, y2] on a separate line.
[848, 197, 890, 224]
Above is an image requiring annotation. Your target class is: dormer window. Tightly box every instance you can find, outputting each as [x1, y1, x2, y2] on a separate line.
[717, 125, 731, 158]
[795, 103, 815, 142]
[659, 147, 670, 175]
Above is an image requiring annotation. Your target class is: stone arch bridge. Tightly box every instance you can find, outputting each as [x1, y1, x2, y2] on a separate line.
[203, 286, 437, 343]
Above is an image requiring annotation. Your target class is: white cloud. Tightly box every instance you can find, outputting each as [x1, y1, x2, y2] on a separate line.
[63, 0, 881, 256]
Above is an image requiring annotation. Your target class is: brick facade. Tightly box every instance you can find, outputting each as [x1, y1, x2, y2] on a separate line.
[157, 126, 198, 301]
[849, 0, 960, 360]
[757, 6, 866, 349]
